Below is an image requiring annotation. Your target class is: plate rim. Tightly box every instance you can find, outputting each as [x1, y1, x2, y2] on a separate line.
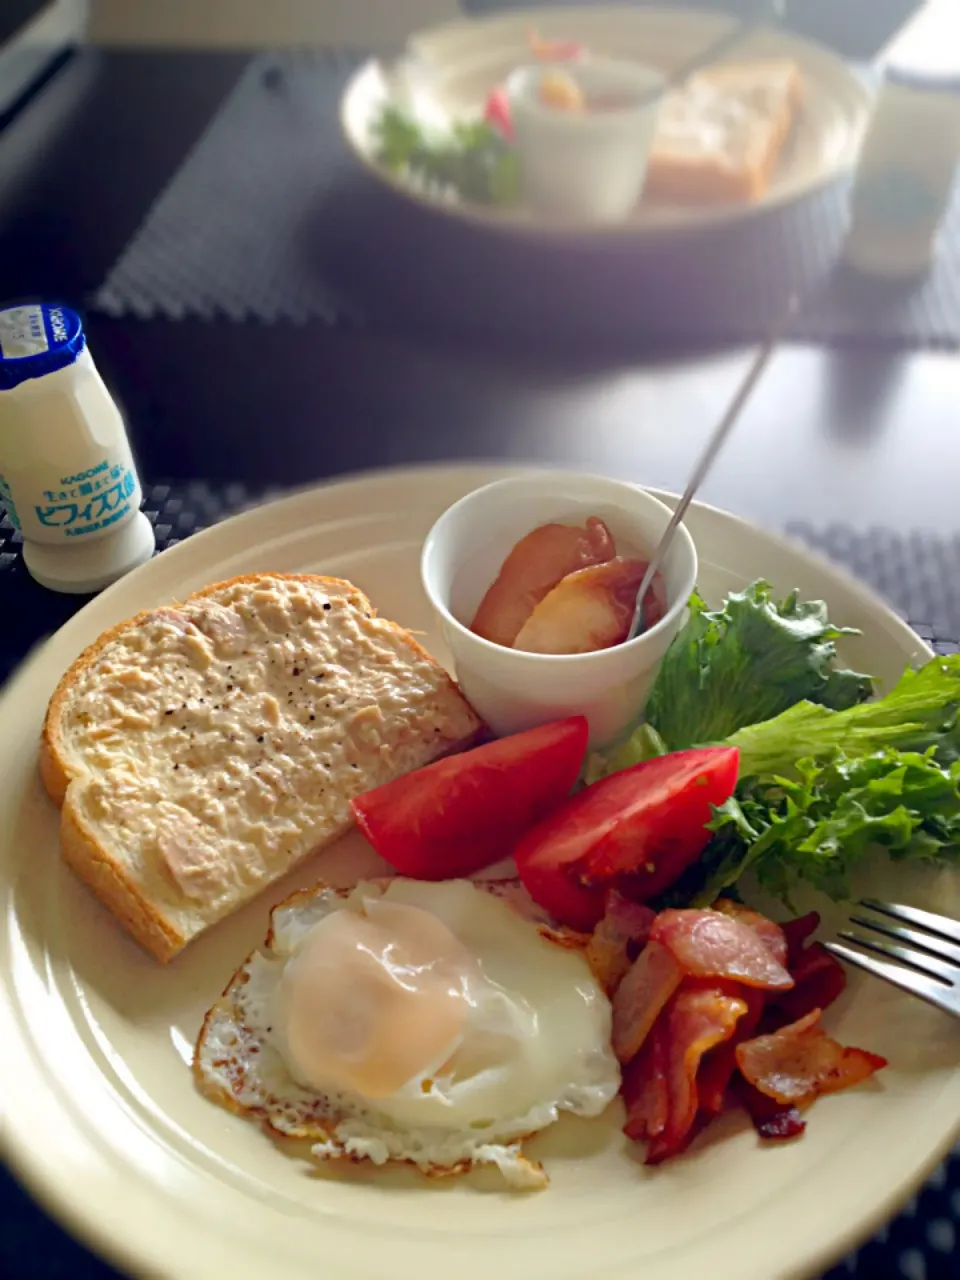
[2, 461, 956, 1280]
[339, 5, 873, 241]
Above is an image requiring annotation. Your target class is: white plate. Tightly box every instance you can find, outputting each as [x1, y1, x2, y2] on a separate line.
[2, 463, 959, 1280]
[340, 7, 872, 238]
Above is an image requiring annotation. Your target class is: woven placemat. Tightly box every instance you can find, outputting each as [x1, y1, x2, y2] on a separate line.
[90, 50, 960, 351]
[1, 483, 959, 1279]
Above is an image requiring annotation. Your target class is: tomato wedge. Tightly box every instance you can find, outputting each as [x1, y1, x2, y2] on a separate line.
[351, 716, 588, 879]
[483, 86, 514, 141]
[514, 747, 739, 930]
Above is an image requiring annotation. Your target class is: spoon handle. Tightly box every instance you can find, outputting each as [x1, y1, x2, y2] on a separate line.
[627, 294, 799, 642]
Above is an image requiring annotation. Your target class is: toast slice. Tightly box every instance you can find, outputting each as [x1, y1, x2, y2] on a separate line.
[41, 574, 481, 962]
[646, 59, 804, 204]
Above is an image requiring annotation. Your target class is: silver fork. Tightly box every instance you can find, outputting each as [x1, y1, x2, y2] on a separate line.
[824, 898, 960, 1019]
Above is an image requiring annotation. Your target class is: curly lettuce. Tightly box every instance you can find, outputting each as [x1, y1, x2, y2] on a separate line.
[643, 581, 873, 752]
[588, 580, 960, 907]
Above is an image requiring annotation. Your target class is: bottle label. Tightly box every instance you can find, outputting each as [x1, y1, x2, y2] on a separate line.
[0, 472, 22, 530]
[0, 304, 60, 359]
[31, 459, 139, 537]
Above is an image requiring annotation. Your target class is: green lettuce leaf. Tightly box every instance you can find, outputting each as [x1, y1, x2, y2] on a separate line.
[665, 654, 960, 905]
[643, 581, 873, 751]
[693, 746, 960, 906]
[729, 654, 960, 779]
[591, 641, 960, 906]
[583, 722, 666, 787]
[371, 106, 519, 206]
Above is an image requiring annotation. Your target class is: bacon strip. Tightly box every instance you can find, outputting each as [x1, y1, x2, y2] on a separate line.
[735, 1076, 807, 1141]
[611, 940, 683, 1063]
[781, 911, 820, 964]
[645, 982, 748, 1164]
[585, 891, 655, 995]
[712, 899, 788, 966]
[775, 941, 847, 1024]
[622, 1021, 669, 1143]
[736, 1009, 887, 1106]
[770, 914, 847, 1025]
[697, 985, 766, 1117]
[651, 909, 794, 991]
[694, 903, 791, 1113]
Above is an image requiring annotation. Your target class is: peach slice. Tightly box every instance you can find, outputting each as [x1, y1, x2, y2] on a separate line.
[512, 557, 663, 654]
[470, 517, 615, 647]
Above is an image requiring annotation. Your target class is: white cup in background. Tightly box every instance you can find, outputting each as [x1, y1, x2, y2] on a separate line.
[506, 58, 665, 225]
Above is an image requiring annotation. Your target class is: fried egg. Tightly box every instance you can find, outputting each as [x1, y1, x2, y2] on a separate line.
[194, 877, 620, 1188]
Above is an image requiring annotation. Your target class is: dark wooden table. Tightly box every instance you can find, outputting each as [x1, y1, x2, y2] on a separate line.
[0, 4, 957, 1277]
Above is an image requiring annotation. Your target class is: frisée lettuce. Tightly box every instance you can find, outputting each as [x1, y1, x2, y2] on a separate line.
[589, 579, 960, 907]
[644, 582, 874, 751]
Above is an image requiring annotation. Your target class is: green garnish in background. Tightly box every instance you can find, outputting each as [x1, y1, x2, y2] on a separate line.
[371, 105, 520, 207]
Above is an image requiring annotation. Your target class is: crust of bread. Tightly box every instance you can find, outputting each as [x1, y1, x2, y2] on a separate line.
[60, 796, 186, 963]
[41, 573, 481, 963]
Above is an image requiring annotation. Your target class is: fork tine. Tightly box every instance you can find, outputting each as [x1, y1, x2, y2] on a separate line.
[859, 897, 960, 946]
[848, 914, 960, 968]
[837, 930, 959, 986]
[824, 942, 958, 1017]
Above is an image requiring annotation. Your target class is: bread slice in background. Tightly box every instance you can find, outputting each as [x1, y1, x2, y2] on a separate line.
[41, 574, 481, 962]
[646, 59, 804, 204]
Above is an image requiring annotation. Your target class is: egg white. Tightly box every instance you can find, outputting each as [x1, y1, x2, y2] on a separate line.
[195, 878, 620, 1188]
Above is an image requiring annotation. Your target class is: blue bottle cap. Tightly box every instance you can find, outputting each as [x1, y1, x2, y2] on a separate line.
[0, 303, 86, 390]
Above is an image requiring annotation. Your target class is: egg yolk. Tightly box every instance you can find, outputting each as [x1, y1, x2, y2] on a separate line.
[276, 901, 475, 1099]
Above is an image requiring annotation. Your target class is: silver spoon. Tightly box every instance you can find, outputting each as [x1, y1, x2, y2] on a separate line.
[626, 294, 800, 642]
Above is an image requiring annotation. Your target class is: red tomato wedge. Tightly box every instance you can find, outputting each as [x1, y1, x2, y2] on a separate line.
[514, 746, 740, 930]
[351, 716, 588, 879]
[483, 86, 514, 140]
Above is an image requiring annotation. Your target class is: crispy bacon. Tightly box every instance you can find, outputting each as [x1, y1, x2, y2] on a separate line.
[697, 985, 766, 1116]
[613, 903, 885, 1165]
[585, 891, 655, 995]
[712, 898, 789, 966]
[765, 911, 847, 1025]
[622, 1021, 669, 1142]
[735, 1076, 807, 1141]
[775, 940, 847, 1024]
[645, 982, 748, 1164]
[736, 1009, 887, 1106]
[781, 911, 820, 964]
[611, 940, 683, 1063]
[651, 909, 795, 991]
